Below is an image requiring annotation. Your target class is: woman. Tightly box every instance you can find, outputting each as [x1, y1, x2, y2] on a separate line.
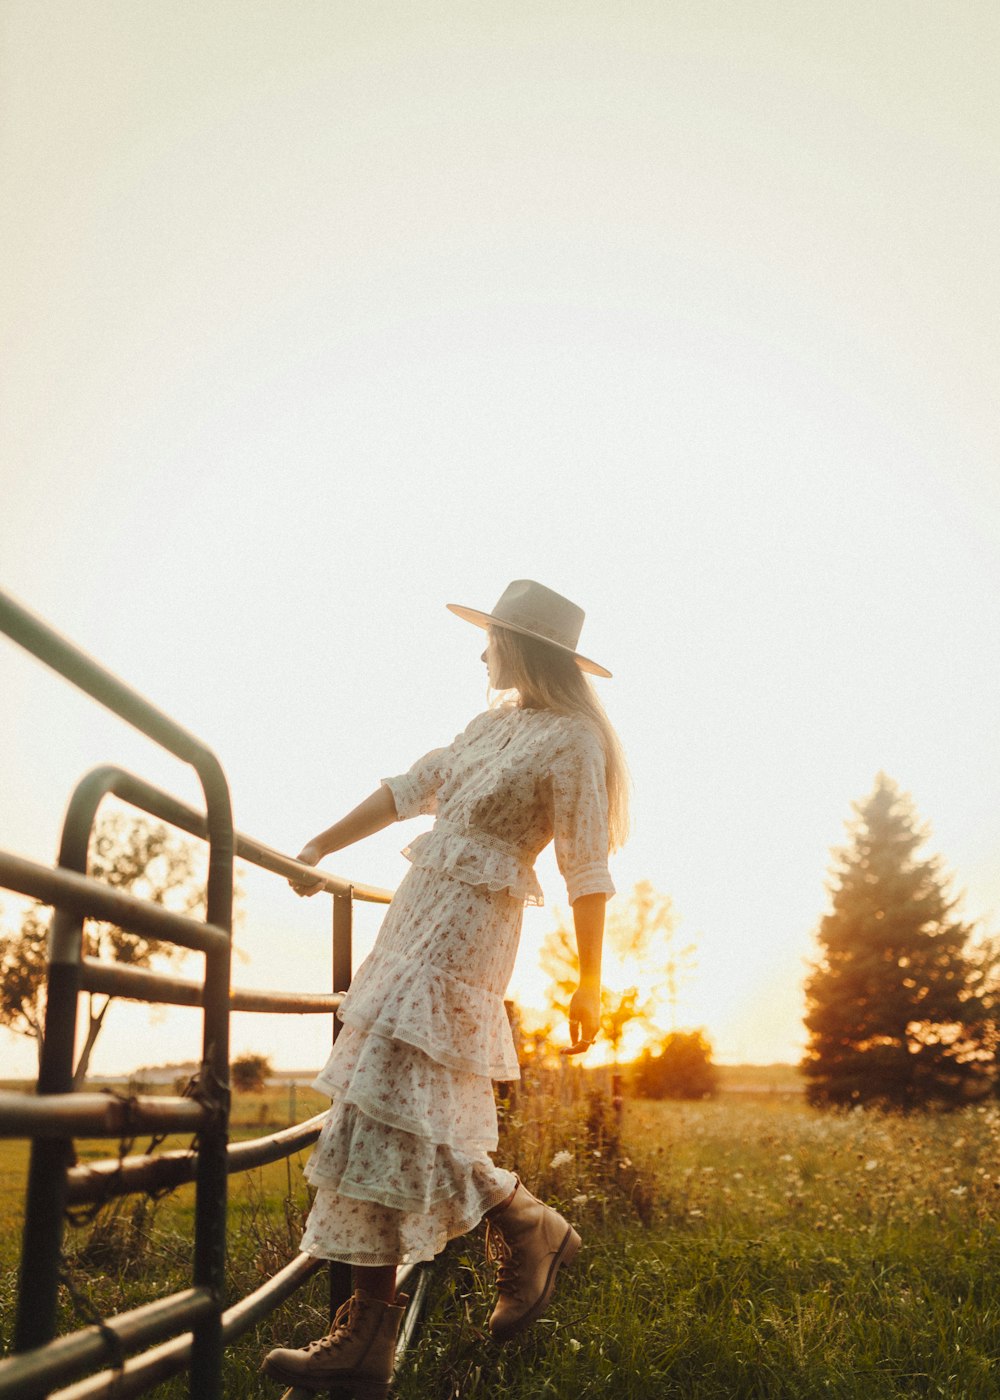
[263, 579, 629, 1396]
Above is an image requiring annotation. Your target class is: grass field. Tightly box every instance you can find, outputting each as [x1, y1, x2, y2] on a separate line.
[3, 1079, 1000, 1397]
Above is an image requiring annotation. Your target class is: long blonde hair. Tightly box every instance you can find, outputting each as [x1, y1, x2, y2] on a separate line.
[488, 625, 631, 851]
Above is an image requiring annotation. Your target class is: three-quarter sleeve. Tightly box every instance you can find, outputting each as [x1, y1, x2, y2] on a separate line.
[551, 721, 616, 905]
[380, 711, 493, 822]
[381, 745, 451, 821]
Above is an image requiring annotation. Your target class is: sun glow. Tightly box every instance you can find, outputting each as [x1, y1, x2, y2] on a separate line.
[2, 5, 999, 1082]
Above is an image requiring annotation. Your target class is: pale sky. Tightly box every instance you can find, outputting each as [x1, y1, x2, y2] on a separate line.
[2, 2, 998, 1077]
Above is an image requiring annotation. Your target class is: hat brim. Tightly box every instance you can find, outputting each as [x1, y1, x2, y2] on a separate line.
[446, 603, 612, 679]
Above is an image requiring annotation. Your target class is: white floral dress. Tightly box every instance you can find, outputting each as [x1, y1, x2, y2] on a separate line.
[300, 703, 615, 1266]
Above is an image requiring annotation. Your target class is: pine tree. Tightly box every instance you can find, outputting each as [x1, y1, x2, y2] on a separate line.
[803, 773, 984, 1108]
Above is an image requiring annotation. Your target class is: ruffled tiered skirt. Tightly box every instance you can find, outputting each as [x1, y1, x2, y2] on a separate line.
[300, 864, 522, 1266]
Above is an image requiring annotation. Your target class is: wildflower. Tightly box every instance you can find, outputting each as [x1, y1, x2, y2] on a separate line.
[865, 1159, 878, 1172]
[688, 1208, 704, 1218]
[550, 1150, 573, 1170]
[949, 1186, 968, 1198]
[779, 1153, 793, 1162]
[572, 1194, 589, 1206]
[568, 1338, 582, 1352]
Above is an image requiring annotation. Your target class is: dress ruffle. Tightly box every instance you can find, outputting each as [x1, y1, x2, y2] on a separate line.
[401, 821, 545, 907]
[304, 1011, 518, 1264]
[336, 951, 521, 1081]
[312, 1023, 502, 1152]
[304, 1100, 510, 1214]
[302, 1132, 516, 1266]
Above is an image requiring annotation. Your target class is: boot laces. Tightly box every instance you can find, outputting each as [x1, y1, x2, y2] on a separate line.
[307, 1295, 354, 1353]
[485, 1219, 520, 1298]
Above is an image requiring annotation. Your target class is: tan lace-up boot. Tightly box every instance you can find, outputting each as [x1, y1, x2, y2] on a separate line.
[261, 1288, 407, 1397]
[485, 1182, 581, 1342]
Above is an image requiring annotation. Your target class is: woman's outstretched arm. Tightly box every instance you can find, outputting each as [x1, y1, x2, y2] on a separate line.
[289, 786, 398, 896]
[562, 892, 606, 1054]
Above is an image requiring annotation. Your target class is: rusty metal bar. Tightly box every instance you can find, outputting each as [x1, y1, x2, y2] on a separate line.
[328, 891, 354, 1332]
[0, 1287, 215, 1400]
[0, 1090, 208, 1138]
[77, 957, 344, 1014]
[396, 1264, 431, 1362]
[228, 987, 342, 1014]
[331, 893, 353, 1039]
[0, 850, 228, 955]
[0, 590, 236, 1397]
[222, 1251, 329, 1340]
[59, 764, 391, 905]
[75, 960, 203, 1007]
[188, 758, 232, 1400]
[47, 1259, 420, 1400]
[64, 1112, 328, 1205]
[0, 591, 398, 1397]
[241, 834, 391, 905]
[14, 949, 84, 1352]
[0, 593, 216, 766]
[48, 1255, 323, 1400]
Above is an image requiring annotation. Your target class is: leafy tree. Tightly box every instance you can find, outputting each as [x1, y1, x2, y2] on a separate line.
[231, 1052, 273, 1092]
[539, 881, 691, 1062]
[803, 773, 985, 1108]
[0, 812, 205, 1087]
[0, 903, 49, 1050]
[633, 1029, 719, 1100]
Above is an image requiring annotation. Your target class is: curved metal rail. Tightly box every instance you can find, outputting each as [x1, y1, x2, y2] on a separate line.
[0, 589, 421, 1400]
[64, 1112, 329, 1205]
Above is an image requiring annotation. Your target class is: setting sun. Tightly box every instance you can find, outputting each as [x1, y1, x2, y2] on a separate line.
[2, 2, 998, 1087]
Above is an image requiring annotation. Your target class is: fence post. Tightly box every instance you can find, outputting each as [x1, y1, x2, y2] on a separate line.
[188, 760, 234, 1400]
[328, 892, 354, 1341]
[13, 906, 83, 1351]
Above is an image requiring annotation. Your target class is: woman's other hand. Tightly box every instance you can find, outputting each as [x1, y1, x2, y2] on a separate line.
[289, 842, 325, 897]
[561, 984, 601, 1056]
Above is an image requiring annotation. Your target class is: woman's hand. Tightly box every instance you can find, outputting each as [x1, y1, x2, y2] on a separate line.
[561, 984, 601, 1056]
[286, 790, 398, 900]
[289, 842, 325, 897]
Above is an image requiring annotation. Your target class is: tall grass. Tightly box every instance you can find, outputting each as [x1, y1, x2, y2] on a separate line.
[3, 1078, 1000, 1396]
[394, 1080, 1000, 1399]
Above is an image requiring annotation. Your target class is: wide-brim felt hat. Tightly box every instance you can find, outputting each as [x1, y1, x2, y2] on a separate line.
[447, 579, 612, 678]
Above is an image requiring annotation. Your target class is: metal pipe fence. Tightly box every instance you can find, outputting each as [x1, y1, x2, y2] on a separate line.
[0, 589, 419, 1400]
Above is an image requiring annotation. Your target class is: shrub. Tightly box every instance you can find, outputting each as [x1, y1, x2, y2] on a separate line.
[632, 1029, 718, 1100]
[232, 1053, 273, 1092]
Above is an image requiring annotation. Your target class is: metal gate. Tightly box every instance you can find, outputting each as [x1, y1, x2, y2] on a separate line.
[0, 590, 422, 1398]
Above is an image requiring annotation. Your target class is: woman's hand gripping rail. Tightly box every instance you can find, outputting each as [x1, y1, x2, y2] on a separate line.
[289, 786, 399, 896]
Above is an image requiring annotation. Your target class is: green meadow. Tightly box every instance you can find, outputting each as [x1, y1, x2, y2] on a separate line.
[3, 1078, 1000, 1397]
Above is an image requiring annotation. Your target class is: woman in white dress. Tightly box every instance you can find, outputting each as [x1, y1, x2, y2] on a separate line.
[263, 580, 629, 1397]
